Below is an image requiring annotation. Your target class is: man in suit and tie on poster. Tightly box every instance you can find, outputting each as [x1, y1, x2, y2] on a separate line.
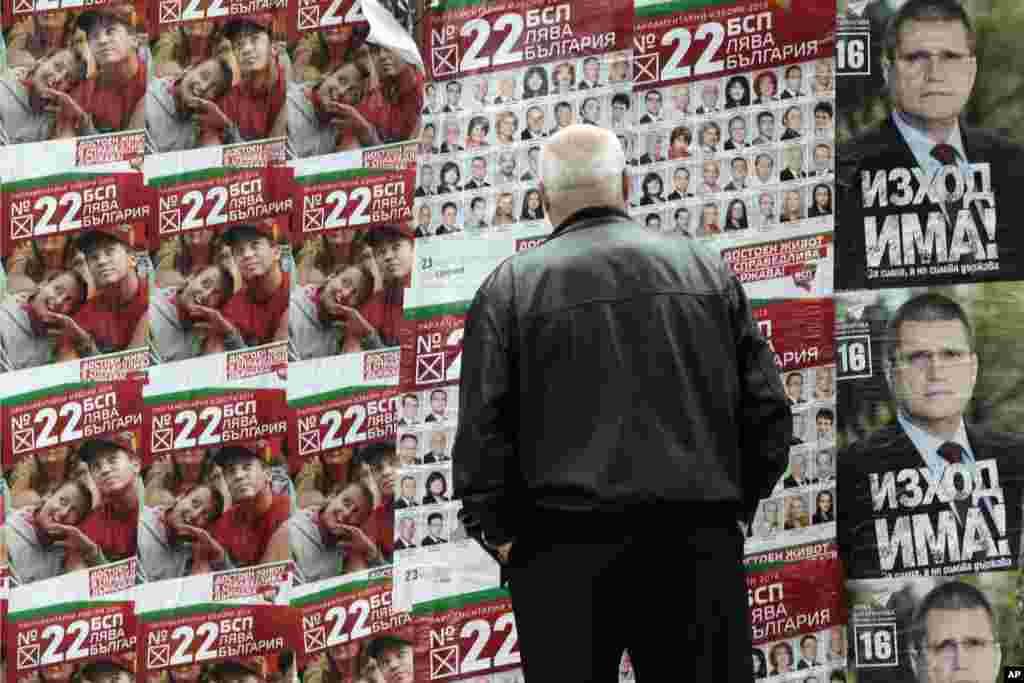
[421, 512, 448, 545]
[837, 293, 1024, 580]
[837, 0, 1024, 289]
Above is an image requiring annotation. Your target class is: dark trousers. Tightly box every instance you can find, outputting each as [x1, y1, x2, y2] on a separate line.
[504, 505, 753, 682]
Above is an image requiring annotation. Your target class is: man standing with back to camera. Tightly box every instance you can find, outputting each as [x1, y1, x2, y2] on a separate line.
[453, 125, 792, 680]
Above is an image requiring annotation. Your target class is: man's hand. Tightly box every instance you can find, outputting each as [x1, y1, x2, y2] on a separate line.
[497, 542, 513, 565]
[49, 524, 104, 566]
[180, 524, 229, 566]
[193, 97, 233, 132]
[43, 89, 90, 129]
[44, 312, 97, 352]
[191, 305, 239, 339]
[324, 101, 377, 145]
[338, 524, 382, 563]
[336, 305, 375, 339]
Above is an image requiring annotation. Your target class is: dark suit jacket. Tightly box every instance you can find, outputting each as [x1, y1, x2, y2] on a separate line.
[780, 169, 804, 182]
[421, 536, 447, 546]
[637, 153, 664, 166]
[837, 423, 1024, 580]
[837, 116, 1024, 289]
[724, 140, 747, 151]
[639, 114, 660, 124]
[394, 538, 416, 550]
[414, 186, 433, 197]
[780, 128, 801, 141]
[521, 129, 545, 140]
[463, 179, 490, 190]
[666, 191, 693, 201]
[393, 498, 416, 509]
[422, 451, 449, 464]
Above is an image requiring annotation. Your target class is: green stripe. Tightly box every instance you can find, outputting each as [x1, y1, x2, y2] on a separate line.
[289, 577, 384, 608]
[145, 388, 244, 406]
[3, 174, 108, 193]
[429, 0, 487, 11]
[3, 382, 94, 407]
[295, 168, 391, 185]
[404, 301, 472, 321]
[744, 560, 789, 572]
[10, 601, 120, 622]
[411, 587, 510, 616]
[139, 602, 246, 623]
[289, 385, 394, 410]
[147, 168, 239, 189]
[636, 0, 737, 17]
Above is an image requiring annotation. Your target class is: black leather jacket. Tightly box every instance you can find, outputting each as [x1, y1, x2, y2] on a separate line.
[452, 207, 791, 546]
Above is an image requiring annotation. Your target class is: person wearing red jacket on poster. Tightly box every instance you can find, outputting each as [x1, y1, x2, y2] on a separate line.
[205, 442, 291, 568]
[198, 221, 289, 351]
[51, 225, 147, 361]
[361, 224, 413, 347]
[351, 31, 423, 144]
[198, 14, 286, 145]
[60, 5, 145, 136]
[354, 442, 401, 562]
[57, 433, 141, 570]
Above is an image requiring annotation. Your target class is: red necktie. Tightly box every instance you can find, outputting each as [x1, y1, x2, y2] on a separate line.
[937, 441, 964, 464]
[930, 144, 963, 224]
[930, 144, 957, 166]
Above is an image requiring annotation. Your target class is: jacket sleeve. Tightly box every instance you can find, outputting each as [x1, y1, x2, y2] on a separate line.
[727, 271, 792, 524]
[451, 264, 521, 549]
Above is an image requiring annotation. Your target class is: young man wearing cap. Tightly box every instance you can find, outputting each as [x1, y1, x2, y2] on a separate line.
[198, 223, 289, 350]
[354, 42, 423, 144]
[71, 6, 145, 134]
[208, 442, 291, 567]
[356, 443, 400, 561]
[149, 263, 235, 363]
[267, 479, 380, 583]
[79, 656, 134, 683]
[0, 42, 90, 144]
[60, 433, 141, 569]
[288, 261, 381, 360]
[364, 224, 413, 347]
[0, 269, 88, 372]
[140, 54, 239, 153]
[138, 482, 226, 582]
[2, 479, 93, 584]
[199, 14, 286, 145]
[56, 226, 147, 360]
[365, 635, 414, 683]
[288, 60, 380, 158]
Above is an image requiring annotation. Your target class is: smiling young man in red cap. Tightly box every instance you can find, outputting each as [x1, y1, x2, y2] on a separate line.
[57, 432, 142, 569]
[362, 224, 413, 347]
[196, 222, 289, 350]
[205, 442, 291, 568]
[68, 5, 145, 134]
[55, 225, 147, 360]
[198, 14, 286, 145]
[353, 42, 423, 144]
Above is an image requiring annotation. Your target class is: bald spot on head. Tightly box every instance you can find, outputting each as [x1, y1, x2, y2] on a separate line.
[539, 125, 627, 227]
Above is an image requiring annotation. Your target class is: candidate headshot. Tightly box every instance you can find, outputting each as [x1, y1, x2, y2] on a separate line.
[908, 582, 1001, 683]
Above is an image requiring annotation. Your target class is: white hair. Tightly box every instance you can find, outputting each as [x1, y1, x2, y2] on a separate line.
[539, 130, 626, 194]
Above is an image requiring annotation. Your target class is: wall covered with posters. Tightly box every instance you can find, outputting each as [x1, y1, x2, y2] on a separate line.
[4, 0, 1015, 681]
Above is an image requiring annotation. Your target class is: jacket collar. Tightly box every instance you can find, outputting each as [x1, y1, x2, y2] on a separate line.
[550, 206, 632, 239]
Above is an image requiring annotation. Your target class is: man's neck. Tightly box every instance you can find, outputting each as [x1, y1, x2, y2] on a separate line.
[902, 410, 962, 441]
[247, 267, 284, 301]
[106, 482, 139, 518]
[896, 109, 957, 145]
[99, 54, 140, 85]
[244, 58, 278, 94]
[101, 272, 141, 306]
[237, 488, 274, 519]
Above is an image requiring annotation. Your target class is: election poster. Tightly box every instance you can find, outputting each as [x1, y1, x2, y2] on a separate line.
[630, 0, 835, 240]
[144, 1, 289, 156]
[835, 0, 1024, 289]
[145, 150, 294, 364]
[1, 375, 146, 586]
[846, 571, 1022, 683]
[291, 566, 414, 683]
[409, 587, 521, 683]
[415, 0, 632, 239]
[5, 557, 137, 683]
[136, 566, 298, 683]
[835, 283, 1024, 584]
[745, 297, 837, 551]
[289, 145, 416, 361]
[746, 540, 847, 681]
[287, 0, 425, 159]
[0, 141, 152, 376]
[287, 345, 403, 585]
[719, 227, 835, 301]
[141, 348, 291, 582]
[1, 0, 149, 149]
